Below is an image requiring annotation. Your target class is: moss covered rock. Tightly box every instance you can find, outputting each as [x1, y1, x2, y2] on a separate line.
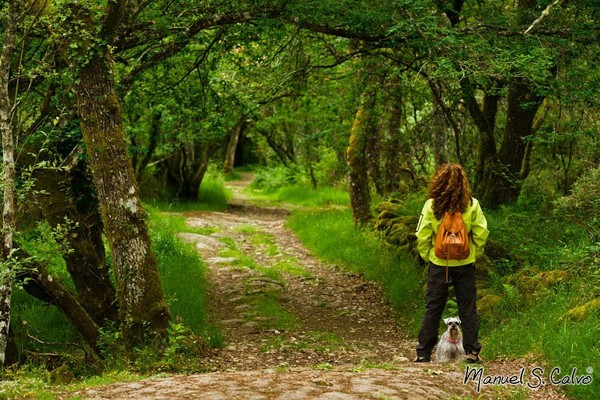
[564, 298, 600, 322]
[534, 269, 569, 287]
[377, 209, 398, 220]
[478, 294, 503, 319]
[374, 201, 403, 215]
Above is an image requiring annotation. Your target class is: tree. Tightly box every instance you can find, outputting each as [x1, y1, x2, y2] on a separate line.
[347, 70, 378, 225]
[65, 1, 171, 344]
[0, 0, 18, 366]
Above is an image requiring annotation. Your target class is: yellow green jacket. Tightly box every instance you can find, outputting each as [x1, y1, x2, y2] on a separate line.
[416, 197, 489, 266]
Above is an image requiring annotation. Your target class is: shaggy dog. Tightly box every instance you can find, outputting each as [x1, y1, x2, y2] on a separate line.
[435, 317, 466, 362]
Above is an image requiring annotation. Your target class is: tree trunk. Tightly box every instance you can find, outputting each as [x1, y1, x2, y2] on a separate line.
[347, 85, 376, 226]
[520, 98, 550, 180]
[75, 52, 170, 344]
[383, 89, 403, 194]
[431, 106, 449, 168]
[223, 116, 248, 175]
[0, 0, 18, 366]
[136, 110, 161, 182]
[460, 81, 499, 191]
[190, 145, 212, 201]
[477, 0, 546, 207]
[31, 165, 118, 326]
[480, 80, 543, 207]
[365, 108, 384, 197]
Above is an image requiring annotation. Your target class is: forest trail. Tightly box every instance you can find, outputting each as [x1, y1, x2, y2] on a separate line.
[71, 174, 568, 400]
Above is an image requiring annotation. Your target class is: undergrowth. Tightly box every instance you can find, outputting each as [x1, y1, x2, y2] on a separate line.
[2, 209, 217, 398]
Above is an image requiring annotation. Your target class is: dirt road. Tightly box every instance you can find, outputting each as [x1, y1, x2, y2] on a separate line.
[72, 175, 567, 399]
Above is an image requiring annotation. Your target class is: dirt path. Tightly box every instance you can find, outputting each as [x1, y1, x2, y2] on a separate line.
[72, 174, 568, 399]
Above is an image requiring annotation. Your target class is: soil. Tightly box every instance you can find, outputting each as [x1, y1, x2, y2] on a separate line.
[69, 174, 569, 400]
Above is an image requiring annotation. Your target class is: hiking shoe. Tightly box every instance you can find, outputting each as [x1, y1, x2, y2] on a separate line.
[414, 356, 431, 363]
[465, 353, 480, 364]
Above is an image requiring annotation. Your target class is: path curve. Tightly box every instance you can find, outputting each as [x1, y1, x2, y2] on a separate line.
[71, 174, 568, 400]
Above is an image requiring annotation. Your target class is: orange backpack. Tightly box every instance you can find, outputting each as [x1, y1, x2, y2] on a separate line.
[434, 211, 470, 261]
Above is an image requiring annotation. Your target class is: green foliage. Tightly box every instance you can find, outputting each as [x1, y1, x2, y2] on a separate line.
[0, 365, 55, 399]
[271, 185, 349, 207]
[554, 166, 600, 231]
[16, 220, 77, 289]
[482, 285, 599, 400]
[517, 169, 560, 213]
[97, 319, 208, 374]
[251, 165, 298, 192]
[249, 165, 349, 207]
[197, 167, 232, 210]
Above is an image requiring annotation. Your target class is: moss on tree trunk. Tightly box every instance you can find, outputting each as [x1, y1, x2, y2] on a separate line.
[347, 86, 376, 226]
[75, 53, 170, 344]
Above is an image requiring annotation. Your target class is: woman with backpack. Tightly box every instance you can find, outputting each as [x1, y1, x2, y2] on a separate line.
[414, 163, 489, 363]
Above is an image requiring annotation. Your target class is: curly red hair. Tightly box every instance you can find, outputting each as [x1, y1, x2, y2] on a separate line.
[428, 163, 472, 220]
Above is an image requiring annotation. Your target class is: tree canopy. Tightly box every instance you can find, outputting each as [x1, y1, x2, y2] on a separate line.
[1, 0, 598, 369]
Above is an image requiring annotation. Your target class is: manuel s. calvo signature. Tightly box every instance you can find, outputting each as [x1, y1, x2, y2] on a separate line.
[464, 365, 594, 392]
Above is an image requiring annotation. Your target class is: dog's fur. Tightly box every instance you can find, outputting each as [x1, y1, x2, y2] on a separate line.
[435, 317, 466, 362]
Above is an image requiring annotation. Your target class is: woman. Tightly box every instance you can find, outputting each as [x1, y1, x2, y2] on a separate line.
[414, 164, 489, 363]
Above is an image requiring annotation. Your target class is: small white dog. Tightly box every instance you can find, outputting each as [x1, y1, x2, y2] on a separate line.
[435, 317, 466, 363]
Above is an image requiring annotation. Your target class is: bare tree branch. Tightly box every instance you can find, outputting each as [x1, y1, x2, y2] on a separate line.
[524, 0, 565, 35]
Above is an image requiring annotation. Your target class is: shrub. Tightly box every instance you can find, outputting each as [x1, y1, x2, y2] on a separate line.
[197, 166, 231, 209]
[553, 166, 600, 229]
[251, 165, 298, 192]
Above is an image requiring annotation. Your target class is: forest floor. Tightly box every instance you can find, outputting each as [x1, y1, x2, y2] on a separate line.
[70, 174, 568, 400]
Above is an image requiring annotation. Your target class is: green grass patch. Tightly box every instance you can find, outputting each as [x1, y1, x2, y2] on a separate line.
[216, 236, 287, 284]
[272, 259, 313, 278]
[232, 223, 260, 234]
[198, 172, 231, 209]
[147, 209, 219, 236]
[269, 185, 349, 207]
[247, 294, 295, 331]
[149, 212, 217, 340]
[482, 283, 599, 400]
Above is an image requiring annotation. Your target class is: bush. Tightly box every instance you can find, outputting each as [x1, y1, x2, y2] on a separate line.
[197, 166, 231, 209]
[517, 169, 560, 212]
[251, 165, 298, 192]
[553, 166, 600, 229]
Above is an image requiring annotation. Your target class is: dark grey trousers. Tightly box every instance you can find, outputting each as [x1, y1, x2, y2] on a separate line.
[416, 263, 481, 357]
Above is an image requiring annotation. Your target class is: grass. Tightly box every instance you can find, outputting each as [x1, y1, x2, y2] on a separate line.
[481, 281, 599, 400]
[479, 204, 599, 400]
[148, 212, 216, 340]
[269, 185, 349, 207]
[198, 172, 232, 208]
[247, 294, 295, 331]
